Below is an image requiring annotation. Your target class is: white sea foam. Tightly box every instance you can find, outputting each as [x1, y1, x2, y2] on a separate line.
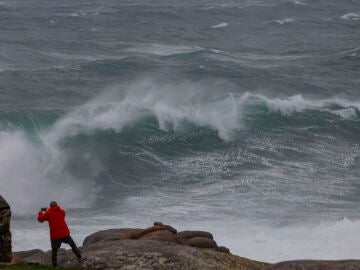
[125, 43, 202, 56]
[242, 93, 360, 118]
[208, 218, 360, 262]
[205, 1, 273, 10]
[58, 12, 80, 17]
[211, 22, 228, 28]
[340, 13, 360, 21]
[331, 107, 358, 119]
[43, 51, 98, 61]
[243, 53, 305, 61]
[275, 18, 295, 25]
[293, 0, 307, 6]
[246, 93, 321, 114]
[201, 6, 215, 10]
[208, 51, 312, 69]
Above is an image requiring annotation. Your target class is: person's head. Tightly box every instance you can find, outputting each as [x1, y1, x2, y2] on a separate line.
[50, 201, 58, 208]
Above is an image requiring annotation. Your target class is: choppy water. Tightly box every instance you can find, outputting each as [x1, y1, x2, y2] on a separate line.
[1, 0, 360, 263]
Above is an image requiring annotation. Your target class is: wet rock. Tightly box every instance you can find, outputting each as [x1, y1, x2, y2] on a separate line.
[122, 222, 177, 240]
[139, 229, 177, 243]
[182, 237, 218, 249]
[121, 224, 222, 252]
[83, 228, 134, 247]
[0, 195, 12, 262]
[216, 246, 230, 253]
[175, 230, 213, 241]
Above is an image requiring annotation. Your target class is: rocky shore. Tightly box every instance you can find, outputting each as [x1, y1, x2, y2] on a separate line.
[10, 222, 360, 270]
[2, 195, 360, 269]
[12, 222, 269, 270]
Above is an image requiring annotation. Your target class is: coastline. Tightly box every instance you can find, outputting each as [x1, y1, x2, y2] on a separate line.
[9, 224, 360, 270]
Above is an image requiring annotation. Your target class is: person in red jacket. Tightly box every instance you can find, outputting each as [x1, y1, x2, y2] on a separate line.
[38, 201, 83, 267]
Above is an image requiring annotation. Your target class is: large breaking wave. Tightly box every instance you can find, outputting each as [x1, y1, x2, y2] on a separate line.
[1, 79, 360, 216]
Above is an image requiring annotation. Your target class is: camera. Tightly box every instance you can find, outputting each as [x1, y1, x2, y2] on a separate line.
[41, 207, 47, 211]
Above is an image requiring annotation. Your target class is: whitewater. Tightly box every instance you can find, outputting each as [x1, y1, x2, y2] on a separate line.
[0, 0, 360, 263]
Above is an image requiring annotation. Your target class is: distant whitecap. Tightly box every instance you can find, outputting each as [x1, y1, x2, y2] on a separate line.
[211, 22, 229, 28]
[275, 18, 295, 24]
[293, 0, 307, 6]
[58, 12, 79, 17]
[340, 13, 360, 21]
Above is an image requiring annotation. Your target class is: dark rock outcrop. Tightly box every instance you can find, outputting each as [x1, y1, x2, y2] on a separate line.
[138, 229, 177, 243]
[120, 222, 226, 253]
[175, 230, 213, 240]
[0, 195, 12, 262]
[121, 222, 177, 240]
[83, 228, 134, 247]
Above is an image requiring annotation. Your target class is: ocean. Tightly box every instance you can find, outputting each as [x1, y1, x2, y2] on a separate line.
[1, 0, 360, 263]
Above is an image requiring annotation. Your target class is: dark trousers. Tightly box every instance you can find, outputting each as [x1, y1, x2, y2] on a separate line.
[51, 236, 81, 267]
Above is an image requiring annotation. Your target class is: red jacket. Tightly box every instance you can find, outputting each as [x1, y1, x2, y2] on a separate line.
[37, 206, 70, 240]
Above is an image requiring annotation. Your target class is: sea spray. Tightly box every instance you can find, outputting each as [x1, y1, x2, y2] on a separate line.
[0, 131, 96, 217]
[207, 218, 360, 263]
[43, 79, 243, 143]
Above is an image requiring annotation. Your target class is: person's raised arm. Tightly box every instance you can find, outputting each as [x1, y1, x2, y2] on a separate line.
[37, 209, 49, 222]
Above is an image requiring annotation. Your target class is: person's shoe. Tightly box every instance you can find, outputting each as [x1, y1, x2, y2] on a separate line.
[78, 257, 85, 263]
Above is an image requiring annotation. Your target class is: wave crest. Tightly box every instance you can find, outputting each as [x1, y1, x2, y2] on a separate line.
[42, 81, 360, 146]
[211, 22, 229, 28]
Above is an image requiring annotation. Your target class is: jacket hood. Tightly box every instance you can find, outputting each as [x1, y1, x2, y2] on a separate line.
[50, 206, 61, 212]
